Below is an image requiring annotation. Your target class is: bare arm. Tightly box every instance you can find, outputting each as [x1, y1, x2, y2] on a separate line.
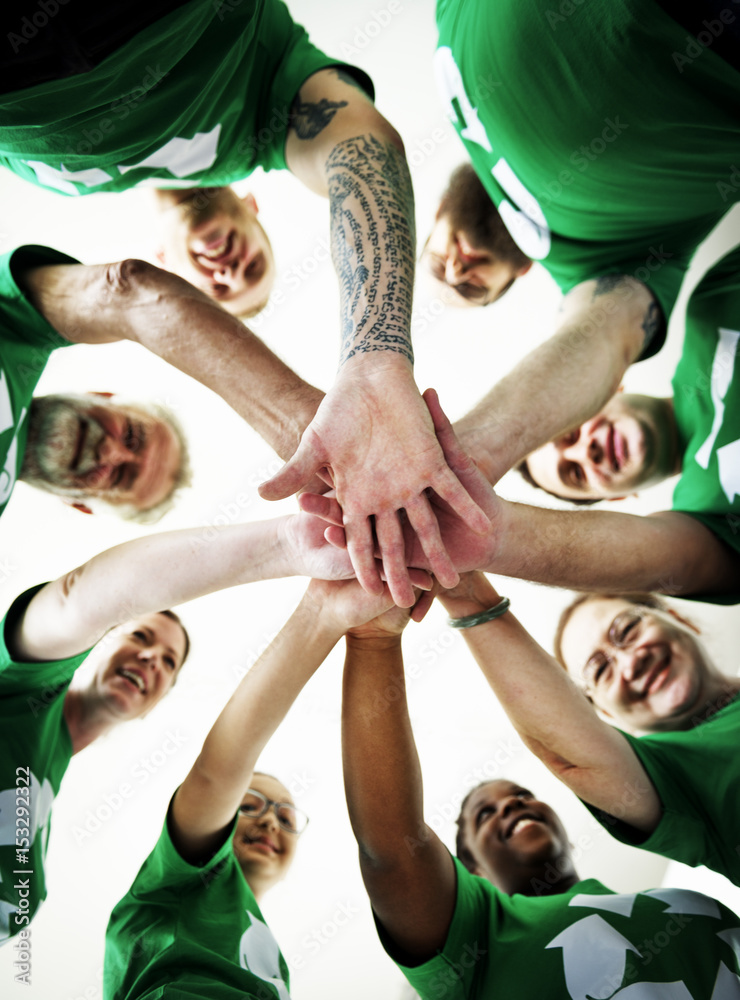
[261, 68, 490, 606]
[19, 260, 323, 463]
[9, 510, 362, 661]
[170, 577, 405, 865]
[437, 573, 662, 833]
[489, 505, 740, 599]
[342, 627, 456, 961]
[454, 276, 661, 483]
[170, 583, 340, 863]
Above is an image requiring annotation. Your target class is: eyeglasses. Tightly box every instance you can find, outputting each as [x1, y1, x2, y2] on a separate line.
[583, 611, 645, 690]
[238, 789, 309, 835]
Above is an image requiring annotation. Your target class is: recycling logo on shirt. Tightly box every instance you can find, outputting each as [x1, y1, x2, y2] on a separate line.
[546, 890, 740, 999]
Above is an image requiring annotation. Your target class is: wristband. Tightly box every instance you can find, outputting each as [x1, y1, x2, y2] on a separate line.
[448, 597, 511, 629]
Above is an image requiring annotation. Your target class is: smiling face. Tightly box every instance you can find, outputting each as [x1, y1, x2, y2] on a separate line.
[559, 597, 712, 732]
[232, 775, 299, 890]
[525, 394, 678, 501]
[421, 163, 531, 308]
[458, 780, 575, 895]
[95, 612, 187, 721]
[156, 187, 275, 317]
[22, 393, 183, 516]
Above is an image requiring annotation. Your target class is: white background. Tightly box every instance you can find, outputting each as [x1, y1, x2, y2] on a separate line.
[1, 1, 739, 997]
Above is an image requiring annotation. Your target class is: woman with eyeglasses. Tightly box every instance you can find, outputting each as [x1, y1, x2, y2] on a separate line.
[103, 575, 426, 1000]
[434, 573, 740, 890]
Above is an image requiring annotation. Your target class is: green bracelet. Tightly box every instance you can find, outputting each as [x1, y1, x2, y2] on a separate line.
[448, 597, 511, 629]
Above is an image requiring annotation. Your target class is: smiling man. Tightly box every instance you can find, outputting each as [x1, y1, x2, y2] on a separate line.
[19, 392, 185, 520]
[522, 392, 681, 504]
[423, 164, 532, 308]
[0, 1, 491, 605]
[153, 188, 275, 318]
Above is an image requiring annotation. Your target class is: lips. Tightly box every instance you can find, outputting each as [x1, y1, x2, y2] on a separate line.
[243, 835, 280, 854]
[630, 650, 671, 697]
[504, 812, 545, 841]
[455, 235, 487, 265]
[192, 229, 243, 271]
[116, 666, 147, 694]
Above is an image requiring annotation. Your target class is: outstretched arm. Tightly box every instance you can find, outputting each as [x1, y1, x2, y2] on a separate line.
[454, 276, 661, 483]
[437, 573, 661, 833]
[8, 509, 368, 662]
[342, 608, 456, 961]
[261, 68, 490, 607]
[170, 577, 405, 864]
[19, 259, 323, 464]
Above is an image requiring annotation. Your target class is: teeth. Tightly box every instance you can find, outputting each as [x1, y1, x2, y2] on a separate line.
[119, 668, 145, 693]
[510, 817, 538, 837]
[199, 235, 230, 260]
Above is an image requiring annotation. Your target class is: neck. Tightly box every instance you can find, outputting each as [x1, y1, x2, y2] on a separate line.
[62, 686, 125, 754]
[241, 866, 271, 903]
[688, 673, 740, 729]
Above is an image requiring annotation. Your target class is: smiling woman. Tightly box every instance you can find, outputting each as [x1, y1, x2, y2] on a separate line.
[340, 589, 740, 999]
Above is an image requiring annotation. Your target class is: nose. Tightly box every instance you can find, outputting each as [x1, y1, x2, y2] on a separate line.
[444, 246, 469, 285]
[137, 645, 164, 674]
[256, 806, 281, 830]
[616, 644, 650, 683]
[499, 795, 524, 820]
[562, 428, 604, 466]
[97, 435, 139, 467]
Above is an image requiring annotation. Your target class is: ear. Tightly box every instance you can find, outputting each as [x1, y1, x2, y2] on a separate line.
[616, 384, 625, 394]
[155, 247, 166, 266]
[68, 502, 93, 515]
[666, 607, 701, 635]
[89, 391, 114, 399]
[517, 260, 533, 277]
[606, 495, 629, 503]
[242, 192, 258, 214]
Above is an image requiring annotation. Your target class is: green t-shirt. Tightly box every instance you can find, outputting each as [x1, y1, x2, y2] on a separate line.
[0, 245, 76, 517]
[586, 695, 740, 887]
[434, 0, 740, 335]
[0, 586, 90, 944]
[671, 245, 740, 601]
[0, 0, 372, 196]
[104, 805, 291, 1000]
[386, 856, 740, 999]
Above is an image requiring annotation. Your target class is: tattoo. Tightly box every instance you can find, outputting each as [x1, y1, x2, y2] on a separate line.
[332, 68, 368, 95]
[640, 300, 662, 352]
[326, 135, 416, 365]
[592, 274, 625, 299]
[289, 98, 348, 140]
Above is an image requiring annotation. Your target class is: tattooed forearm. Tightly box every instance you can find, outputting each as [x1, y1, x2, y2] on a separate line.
[327, 135, 416, 365]
[290, 98, 349, 140]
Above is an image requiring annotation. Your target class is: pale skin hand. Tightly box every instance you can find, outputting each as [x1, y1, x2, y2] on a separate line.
[10, 510, 379, 663]
[436, 572, 662, 834]
[299, 388, 505, 576]
[260, 69, 490, 606]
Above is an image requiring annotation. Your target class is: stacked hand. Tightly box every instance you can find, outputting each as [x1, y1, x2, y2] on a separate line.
[261, 371, 492, 607]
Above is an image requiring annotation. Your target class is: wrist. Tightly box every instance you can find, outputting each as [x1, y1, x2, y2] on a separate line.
[345, 632, 403, 651]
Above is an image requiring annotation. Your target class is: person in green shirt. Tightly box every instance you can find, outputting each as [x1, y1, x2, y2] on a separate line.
[434, 570, 740, 888]
[340, 590, 740, 999]
[103, 574, 428, 999]
[1, 500, 401, 946]
[417, 0, 740, 550]
[0, 1, 491, 604]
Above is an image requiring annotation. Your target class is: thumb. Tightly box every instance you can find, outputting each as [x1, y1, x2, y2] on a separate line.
[259, 437, 325, 501]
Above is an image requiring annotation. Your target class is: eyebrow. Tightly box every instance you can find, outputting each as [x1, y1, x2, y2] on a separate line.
[136, 625, 180, 663]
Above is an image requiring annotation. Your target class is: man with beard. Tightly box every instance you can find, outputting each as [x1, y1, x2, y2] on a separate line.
[419, 0, 740, 501]
[0, 1, 491, 606]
